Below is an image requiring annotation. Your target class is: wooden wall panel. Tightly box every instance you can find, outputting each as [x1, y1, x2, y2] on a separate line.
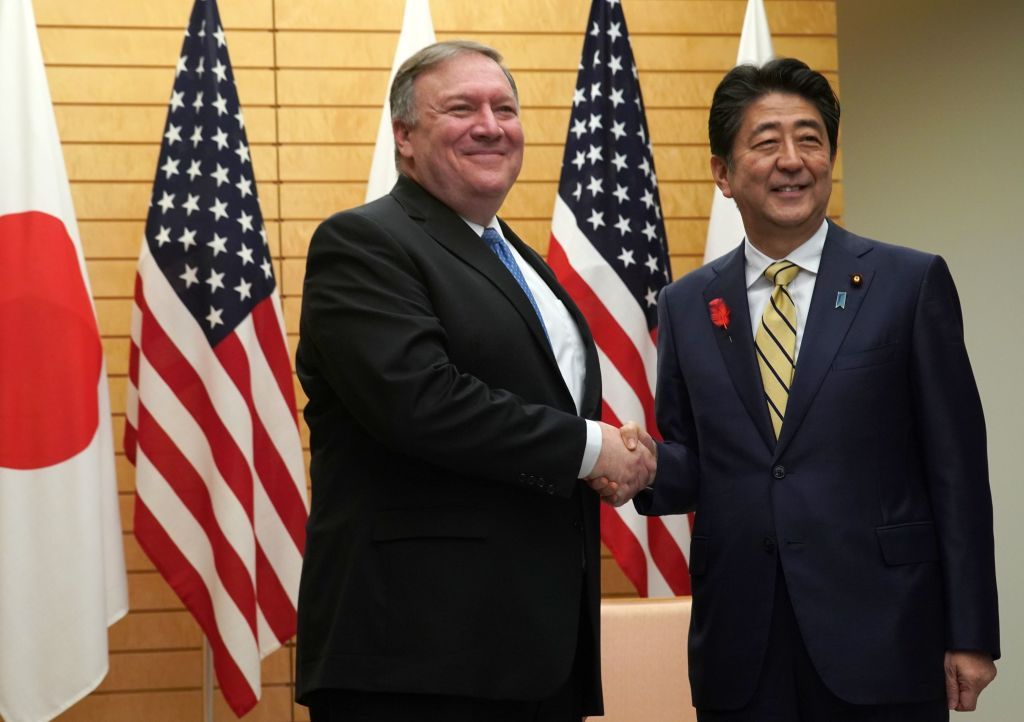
[38, 27, 274, 67]
[61, 144, 276, 183]
[35, 0, 275, 28]
[14, 2, 838, 720]
[46, 67, 276, 105]
[55, 106, 278, 144]
[275, 69, 390, 106]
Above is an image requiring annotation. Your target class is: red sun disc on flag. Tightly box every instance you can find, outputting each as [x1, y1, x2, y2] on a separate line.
[0, 211, 103, 470]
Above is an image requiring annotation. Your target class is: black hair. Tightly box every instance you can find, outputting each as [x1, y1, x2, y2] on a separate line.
[709, 57, 840, 164]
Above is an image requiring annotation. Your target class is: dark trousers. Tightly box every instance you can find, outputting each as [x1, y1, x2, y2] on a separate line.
[698, 565, 948, 722]
[307, 677, 579, 722]
[309, 581, 592, 722]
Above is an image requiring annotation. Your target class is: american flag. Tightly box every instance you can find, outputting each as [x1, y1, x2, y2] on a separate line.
[123, 0, 307, 715]
[547, 0, 691, 596]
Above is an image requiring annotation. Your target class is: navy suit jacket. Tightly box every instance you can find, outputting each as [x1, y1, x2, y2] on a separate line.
[295, 176, 604, 713]
[637, 222, 999, 709]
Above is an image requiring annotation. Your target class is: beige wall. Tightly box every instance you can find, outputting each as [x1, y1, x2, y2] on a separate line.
[836, 0, 1024, 719]
[19, 1, 836, 720]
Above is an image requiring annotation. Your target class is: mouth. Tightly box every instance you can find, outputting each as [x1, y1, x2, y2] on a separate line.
[772, 183, 808, 193]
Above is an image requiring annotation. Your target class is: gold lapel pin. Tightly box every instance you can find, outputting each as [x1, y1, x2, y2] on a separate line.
[850, 273, 863, 288]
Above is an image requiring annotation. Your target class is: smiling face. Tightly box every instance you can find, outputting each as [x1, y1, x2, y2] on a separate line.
[393, 51, 524, 225]
[711, 92, 835, 256]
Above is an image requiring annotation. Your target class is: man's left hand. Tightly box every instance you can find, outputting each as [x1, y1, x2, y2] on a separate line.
[945, 650, 996, 711]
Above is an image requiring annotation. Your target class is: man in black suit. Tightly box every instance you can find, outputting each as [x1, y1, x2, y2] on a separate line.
[611, 58, 999, 720]
[294, 40, 653, 722]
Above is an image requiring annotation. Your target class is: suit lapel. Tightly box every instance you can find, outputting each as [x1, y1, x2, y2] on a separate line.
[391, 177, 556, 361]
[774, 223, 875, 458]
[703, 245, 776, 452]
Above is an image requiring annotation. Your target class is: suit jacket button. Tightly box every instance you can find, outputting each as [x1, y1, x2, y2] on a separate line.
[763, 536, 777, 552]
[772, 465, 786, 479]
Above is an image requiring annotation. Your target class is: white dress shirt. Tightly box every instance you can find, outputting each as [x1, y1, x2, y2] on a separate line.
[463, 218, 601, 477]
[744, 219, 828, 360]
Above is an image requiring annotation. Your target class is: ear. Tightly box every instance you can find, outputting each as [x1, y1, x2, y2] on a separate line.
[393, 119, 414, 160]
[710, 156, 733, 198]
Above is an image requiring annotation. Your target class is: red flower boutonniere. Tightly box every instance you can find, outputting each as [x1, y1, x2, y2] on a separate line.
[708, 297, 732, 342]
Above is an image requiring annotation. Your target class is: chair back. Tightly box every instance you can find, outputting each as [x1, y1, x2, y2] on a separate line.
[598, 596, 695, 722]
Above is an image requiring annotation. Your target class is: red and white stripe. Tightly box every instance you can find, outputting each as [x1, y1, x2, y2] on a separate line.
[550, 196, 691, 597]
[125, 244, 306, 713]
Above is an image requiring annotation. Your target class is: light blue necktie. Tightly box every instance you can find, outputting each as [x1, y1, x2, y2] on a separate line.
[481, 227, 550, 343]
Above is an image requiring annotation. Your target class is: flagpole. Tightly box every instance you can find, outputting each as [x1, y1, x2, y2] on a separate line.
[203, 637, 213, 722]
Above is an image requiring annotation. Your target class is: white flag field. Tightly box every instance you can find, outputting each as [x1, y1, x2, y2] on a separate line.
[365, 0, 436, 202]
[704, 0, 775, 263]
[0, 0, 128, 721]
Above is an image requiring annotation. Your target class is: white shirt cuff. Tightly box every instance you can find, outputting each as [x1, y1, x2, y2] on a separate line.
[577, 419, 602, 478]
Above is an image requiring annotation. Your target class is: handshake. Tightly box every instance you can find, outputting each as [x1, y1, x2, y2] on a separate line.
[585, 422, 656, 507]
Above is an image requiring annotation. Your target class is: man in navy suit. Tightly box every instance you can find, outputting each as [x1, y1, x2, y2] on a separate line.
[610, 58, 999, 720]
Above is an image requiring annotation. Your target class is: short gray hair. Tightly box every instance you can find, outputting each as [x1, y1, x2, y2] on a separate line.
[389, 40, 519, 129]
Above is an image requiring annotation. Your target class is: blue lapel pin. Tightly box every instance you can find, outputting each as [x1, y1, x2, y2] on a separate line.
[835, 291, 847, 309]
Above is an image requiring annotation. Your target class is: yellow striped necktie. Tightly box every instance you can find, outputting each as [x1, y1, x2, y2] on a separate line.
[755, 260, 800, 439]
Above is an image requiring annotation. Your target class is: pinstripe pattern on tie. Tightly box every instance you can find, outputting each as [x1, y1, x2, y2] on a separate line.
[755, 260, 800, 439]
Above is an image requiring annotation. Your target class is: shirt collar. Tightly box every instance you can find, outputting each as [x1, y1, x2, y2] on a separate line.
[461, 216, 501, 239]
[744, 219, 829, 289]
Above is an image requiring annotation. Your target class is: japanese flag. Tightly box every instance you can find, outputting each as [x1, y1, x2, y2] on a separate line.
[0, 1, 128, 720]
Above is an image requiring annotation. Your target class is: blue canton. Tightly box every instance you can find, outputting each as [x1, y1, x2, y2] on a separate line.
[145, 0, 274, 346]
[557, 0, 672, 331]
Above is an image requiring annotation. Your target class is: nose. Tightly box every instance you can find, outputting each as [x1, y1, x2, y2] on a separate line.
[776, 137, 803, 171]
[471, 106, 503, 140]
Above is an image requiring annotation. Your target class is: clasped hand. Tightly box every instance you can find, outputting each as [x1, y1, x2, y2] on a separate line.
[585, 421, 656, 507]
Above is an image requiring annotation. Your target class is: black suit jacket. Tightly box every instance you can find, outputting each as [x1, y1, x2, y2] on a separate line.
[638, 222, 999, 709]
[294, 176, 604, 713]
